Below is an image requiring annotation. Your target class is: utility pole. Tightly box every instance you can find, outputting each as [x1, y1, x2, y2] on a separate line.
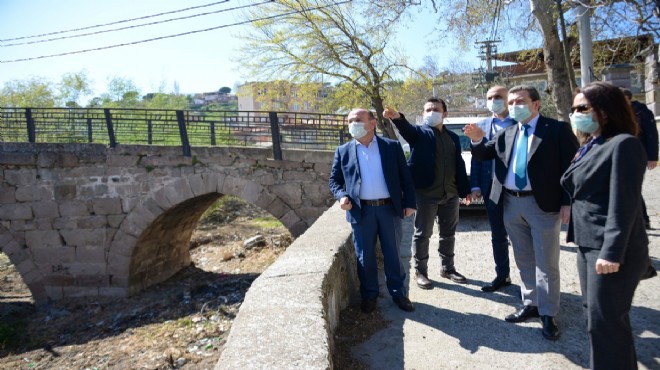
[476, 39, 501, 85]
[575, 1, 593, 87]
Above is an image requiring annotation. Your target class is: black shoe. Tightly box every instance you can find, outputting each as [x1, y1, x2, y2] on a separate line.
[440, 269, 467, 284]
[640, 263, 657, 280]
[360, 298, 377, 314]
[645, 222, 653, 230]
[505, 305, 540, 323]
[481, 276, 512, 292]
[415, 273, 433, 289]
[541, 315, 560, 340]
[392, 296, 415, 312]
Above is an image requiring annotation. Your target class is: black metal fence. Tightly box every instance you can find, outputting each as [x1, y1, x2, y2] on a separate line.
[0, 107, 348, 158]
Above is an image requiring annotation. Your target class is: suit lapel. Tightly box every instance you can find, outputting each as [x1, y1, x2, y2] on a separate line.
[348, 140, 361, 200]
[504, 125, 518, 166]
[528, 116, 548, 161]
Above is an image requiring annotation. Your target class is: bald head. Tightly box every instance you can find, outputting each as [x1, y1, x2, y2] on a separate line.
[486, 85, 508, 117]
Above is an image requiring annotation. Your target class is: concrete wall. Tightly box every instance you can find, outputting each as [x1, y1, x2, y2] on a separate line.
[215, 204, 359, 370]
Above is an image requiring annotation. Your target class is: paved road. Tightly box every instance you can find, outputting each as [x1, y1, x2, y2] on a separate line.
[353, 168, 660, 369]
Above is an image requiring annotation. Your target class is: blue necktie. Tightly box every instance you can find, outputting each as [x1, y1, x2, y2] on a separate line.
[514, 124, 530, 190]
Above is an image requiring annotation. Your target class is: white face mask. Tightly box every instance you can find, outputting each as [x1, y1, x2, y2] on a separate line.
[349, 121, 368, 139]
[423, 111, 444, 127]
[509, 104, 532, 122]
[487, 99, 506, 115]
[570, 112, 599, 134]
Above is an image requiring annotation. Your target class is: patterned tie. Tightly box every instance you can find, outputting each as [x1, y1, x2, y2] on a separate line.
[514, 124, 530, 190]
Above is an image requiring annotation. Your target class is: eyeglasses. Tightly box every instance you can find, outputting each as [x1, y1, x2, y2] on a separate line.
[570, 104, 591, 114]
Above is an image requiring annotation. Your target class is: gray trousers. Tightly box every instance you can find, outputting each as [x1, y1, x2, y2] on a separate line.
[412, 193, 459, 275]
[503, 193, 561, 316]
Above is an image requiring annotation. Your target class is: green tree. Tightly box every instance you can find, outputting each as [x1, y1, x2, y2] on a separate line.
[58, 71, 93, 107]
[100, 77, 141, 108]
[218, 86, 232, 94]
[0, 77, 57, 107]
[238, 0, 411, 138]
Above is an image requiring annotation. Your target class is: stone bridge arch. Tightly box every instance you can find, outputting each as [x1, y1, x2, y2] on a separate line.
[0, 142, 335, 304]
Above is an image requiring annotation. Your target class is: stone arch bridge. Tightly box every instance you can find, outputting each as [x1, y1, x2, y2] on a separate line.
[0, 142, 335, 304]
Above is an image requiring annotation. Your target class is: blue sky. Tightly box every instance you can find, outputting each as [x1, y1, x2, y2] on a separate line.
[0, 0, 523, 97]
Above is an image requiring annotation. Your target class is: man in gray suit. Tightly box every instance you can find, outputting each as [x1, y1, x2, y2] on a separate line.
[464, 86, 579, 340]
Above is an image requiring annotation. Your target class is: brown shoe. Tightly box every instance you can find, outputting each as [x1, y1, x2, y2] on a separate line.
[415, 273, 433, 289]
[392, 296, 415, 312]
[440, 269, 467, 284]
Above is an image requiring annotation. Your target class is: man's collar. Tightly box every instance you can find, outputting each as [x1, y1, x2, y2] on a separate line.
[356, 134, 377, 147]
[519, 114, 540, 129]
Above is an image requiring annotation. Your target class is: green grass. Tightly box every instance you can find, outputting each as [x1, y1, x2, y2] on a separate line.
[252, 216, 283, 229]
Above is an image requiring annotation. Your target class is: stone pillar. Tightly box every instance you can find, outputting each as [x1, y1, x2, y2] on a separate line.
[645, 44, 660, 115]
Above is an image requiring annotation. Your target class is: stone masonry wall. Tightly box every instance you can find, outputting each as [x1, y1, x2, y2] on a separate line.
[0, 142, 335, 304]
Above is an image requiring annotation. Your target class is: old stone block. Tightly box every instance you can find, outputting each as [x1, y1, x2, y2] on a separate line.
[186, 174, 205, 197]
[15, 258, 38, 277]
[295, 207, 323, 226]
[10, 220, 35, 231]
[314, 162, 332, 175]
[280, 209, 302, 229]
[240, 181, 264, 204]
[69, 263, 107, 277]
[121, 197, 139, 213]
[92, 198, 122, 215]
[0, 203, 32, 220]
[62, 287, 99, 298]
[201, 172, 224, 195]
[52, 217, 77, 230]
[77, 215, 108, 229]
[0, 187, 16, 204]
[113, 183, 142, 198]
[2, 240, 29, 264]
[107, 154, 138, 167]
[25, 230, 64, 248]
[289, 221, 308, 237]
[109, 230, 137, 257]
[32, 201, 59, 218]
[254, 190, 276, 210]
[61, 229, 106, 247]
[266, 198, 290, 219]
[107, 214, 126, 228]
[303, 183, 333, 207]
[54, 184, 77, 200]
[4, 169, 37, 186]
[15, 185, 41, 202]
[271, 183, 303, 208]
[107, 253, 131, 275]
[21, 268, 44, 285]
[80, 184, 109, 197]
[35, 218, 53, 230]
[59, 200, 89, 217]
[153, 188, 173, 210]
[31, 246, 74, 264]
[282, 170, 317, 182]
[0, 152, 35, 165]
[222, 176, 248, 197]
[76, 245, 107, 263]
[44, 274, 75, 286]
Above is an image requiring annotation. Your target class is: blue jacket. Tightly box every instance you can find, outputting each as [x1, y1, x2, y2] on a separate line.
[391, 115, 470, 197]
[328, 135, 416, 223]
[470, 116, 516, 196]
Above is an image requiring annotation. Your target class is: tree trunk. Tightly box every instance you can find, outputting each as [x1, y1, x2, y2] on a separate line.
[371, 94, 397, 139]
[530, 0, 573, 122]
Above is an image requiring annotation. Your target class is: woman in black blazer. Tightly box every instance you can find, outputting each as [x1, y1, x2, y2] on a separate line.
[561, 82, 649, 370]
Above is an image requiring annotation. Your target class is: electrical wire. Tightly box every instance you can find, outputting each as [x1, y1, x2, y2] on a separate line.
[1, 0, 273, 47]
[0, 0, 352, 64]
[0, 0, 233, 43]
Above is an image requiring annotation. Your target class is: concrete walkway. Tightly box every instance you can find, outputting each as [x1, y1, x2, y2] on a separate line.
[352, 170, 660, 369]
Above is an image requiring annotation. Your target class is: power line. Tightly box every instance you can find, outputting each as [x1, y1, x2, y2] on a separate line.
[0, 0, 352, 64]
[1, 1, 270, 47]
[0, 0, 234, 43]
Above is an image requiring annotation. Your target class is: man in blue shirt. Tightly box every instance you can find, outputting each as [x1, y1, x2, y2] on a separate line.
[471, 86, 516, 292]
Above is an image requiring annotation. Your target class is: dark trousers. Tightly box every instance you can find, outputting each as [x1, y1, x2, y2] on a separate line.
[485, 197, 510, 279]
[577, 245, 647, 370]
[351, 204, 406, 300]
[412, 194, 459, 275]
[641, 196, 650, 225]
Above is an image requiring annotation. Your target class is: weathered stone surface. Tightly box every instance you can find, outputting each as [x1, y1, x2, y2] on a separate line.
[31, 246, 75, 264]
[0, 186, 16, 203]
[60, 229, 106, 247]
[0, 152, 35, 165]
[240, 181, 264, 204]
[4, 169, 37, 186]
[271, 183, 303, 208]
[163, 179, 194, 207]
[25, 230, 64, 248]
[76, 245, 107, 263]
[54, 184, 77, 200]
[77, 215, 107, 229]
[10, 220, 35, 231]
[222, 176, 248, 197]
[107, 215, 126, 228]
[59, 200, 88, 217]
[32, 201, 59, 218]
[0, 203, 33, 220]
[62, 287, 99, 298]
[282, 170, 317, 182]
[279, 209, 302, 230]
[92, 198, 122, 215]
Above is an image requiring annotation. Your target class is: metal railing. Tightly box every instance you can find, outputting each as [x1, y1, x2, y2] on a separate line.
[0, 107, 348, 158]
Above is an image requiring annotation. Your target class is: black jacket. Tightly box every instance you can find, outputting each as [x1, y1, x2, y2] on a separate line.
[631, 100, 659, 161]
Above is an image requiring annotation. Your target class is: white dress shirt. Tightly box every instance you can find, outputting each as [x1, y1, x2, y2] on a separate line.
[356, 136, 391, 200]
[503, 114, 540, 191]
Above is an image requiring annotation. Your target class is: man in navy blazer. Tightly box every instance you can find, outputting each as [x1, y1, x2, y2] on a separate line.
[465, 85, 579, 341]
[470, 86, 516, 292]
[329, 108, 417, 313]
[383, 98, 471, 290]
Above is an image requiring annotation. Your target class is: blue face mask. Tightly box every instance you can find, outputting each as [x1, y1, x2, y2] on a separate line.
[570, 112, 599, 134]
[487, 99, 506, 115]
[509, 104, 532, 122]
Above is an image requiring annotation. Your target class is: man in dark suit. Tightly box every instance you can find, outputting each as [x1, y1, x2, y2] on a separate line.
[470, 85, 516, 292]
[464, 86, 579, 340]
[329, 108, 417, 313]
[383, 98, 471, 290]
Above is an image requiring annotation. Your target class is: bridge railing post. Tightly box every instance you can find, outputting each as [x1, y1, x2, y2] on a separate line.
[25, 108, 36, 143]
[269, 111, 283, 160]
[176, 110, 191, 157]
[86, 118, 93, 143]
[103, 109, 117, 148]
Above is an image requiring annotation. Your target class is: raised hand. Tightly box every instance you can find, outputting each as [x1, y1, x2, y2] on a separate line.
[383, 106, 401, 120]
[463, 123, 485, 142]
